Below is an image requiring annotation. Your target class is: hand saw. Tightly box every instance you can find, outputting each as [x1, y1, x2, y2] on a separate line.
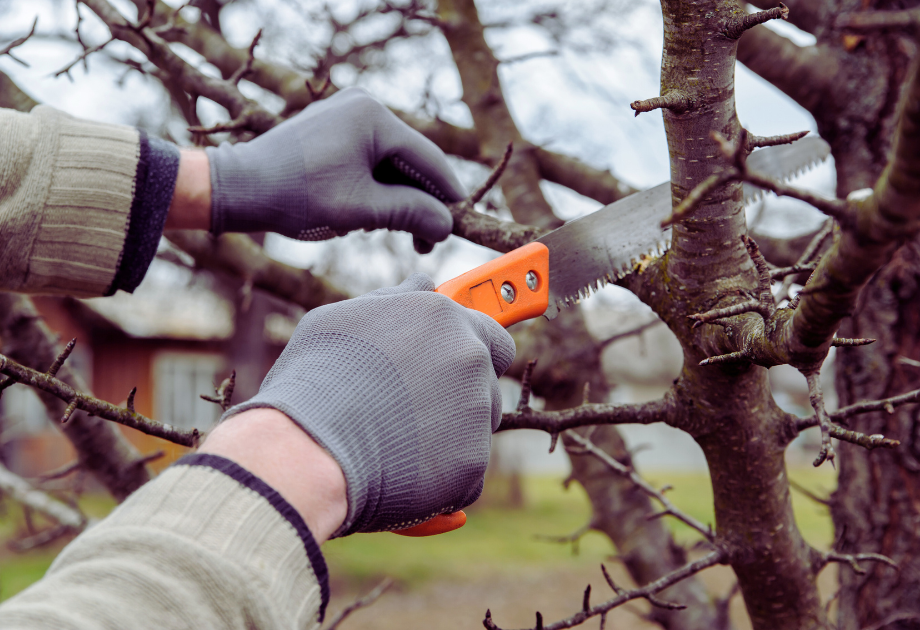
[393, 136, 830, 537]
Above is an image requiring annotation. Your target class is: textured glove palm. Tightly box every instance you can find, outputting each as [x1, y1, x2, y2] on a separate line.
[224, 274, 516, 537]
[206, 88, 464, 244]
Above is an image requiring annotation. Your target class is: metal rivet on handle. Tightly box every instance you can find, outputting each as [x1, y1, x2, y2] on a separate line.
[501, 282, 515, 304]
[526, 271, 539, 292]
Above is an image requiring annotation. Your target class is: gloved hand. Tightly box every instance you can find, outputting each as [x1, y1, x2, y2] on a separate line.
[206, 88, 464, 249]
[222, 273, 516, 537]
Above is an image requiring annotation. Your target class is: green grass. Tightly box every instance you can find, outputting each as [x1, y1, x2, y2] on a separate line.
[0, 468, 836, 600]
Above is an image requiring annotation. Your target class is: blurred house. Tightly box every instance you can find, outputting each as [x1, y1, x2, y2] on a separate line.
[0, 259, 298, 478]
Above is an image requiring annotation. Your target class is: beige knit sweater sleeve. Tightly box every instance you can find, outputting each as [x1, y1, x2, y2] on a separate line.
[0, 106, 139, 297]
[0, 456, 327, 630]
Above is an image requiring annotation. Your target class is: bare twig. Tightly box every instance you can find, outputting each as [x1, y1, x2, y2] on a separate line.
[747, 130, 809, 149]
[598, 318, 662, 350]
[322, 578, 393, 630]
[306, 75, 331, 101]
[723, 3, 789, 39]
[8, 523, 73, 552]
[822, 551, 898, 575]
[564, 430, 714, 541]
[831, 337, 876, 347]
[535, 522, 593, 555]
[37, 460, 82, 482]
[836, 8, 920, 31]
[484, 550, 725, 630]
[776, 219, 834, 303]
[699, 350, 752, 366]
[0, 17, 38, 67]
[517, 359, 538, 412]
[630, 91, 693, 117]
[499, 394, 675, 433]
[228, 29, 262, 84]
[830, 386, 920, 422]
[0, 461, 85, 530]
[788, 478, 830, 506]
[742, 235, 776, 314]
[663, 171, 738, 228]
[200, 370, 236, 412]
[689, 299, 770, 328]
[469, 142, 513, 205]
[770, 263, 817, 279]
[804, 371, 835, 467]
[0, 352, 199, 448]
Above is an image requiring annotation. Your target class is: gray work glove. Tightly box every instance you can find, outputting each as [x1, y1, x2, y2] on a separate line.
[206, 88, 464, 249]
[223, 273, 516, 537]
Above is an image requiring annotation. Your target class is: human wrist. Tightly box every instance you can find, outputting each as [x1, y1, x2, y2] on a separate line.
[197, 407, 347, 544]
[165, 149, 212, 231]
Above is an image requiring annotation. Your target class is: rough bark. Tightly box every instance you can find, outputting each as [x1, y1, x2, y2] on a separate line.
[619, 1, 829, 626]
[832, 243, 920, 630]
[742, 2, 920, 625]
[0, 294, 151, 501]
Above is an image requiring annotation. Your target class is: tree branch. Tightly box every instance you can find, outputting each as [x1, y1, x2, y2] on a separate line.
[81, 0, 282, 134]
[563, 430, 714, 540]
[164, 231, 349, 311]
[499, 392, 676, 433]
[483, 550, 726, 630]
[0, 294, 152, 501]
[0, 461, 86, 530]
[836, 8, 920, 32]
[722, 3, 788, 40]
[322, 578, 393, 630]
[0, 352, 199, 448]
[631, 91, 693, 117]
[0, 17, 38, 66]
[737, 26, 843, 116]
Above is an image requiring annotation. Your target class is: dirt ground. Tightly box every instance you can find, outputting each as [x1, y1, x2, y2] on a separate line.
[325, 557, 839, 629]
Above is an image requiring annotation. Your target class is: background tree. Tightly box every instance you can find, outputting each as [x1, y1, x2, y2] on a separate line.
[1, 1, 918, 628]
[739, 5, 920, 627]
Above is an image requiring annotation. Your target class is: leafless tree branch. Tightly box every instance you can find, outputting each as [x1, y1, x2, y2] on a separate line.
[0, 351, 199, 448]
[563, 430, 714, 540]
[483, 550, 726, 630]
[322, 578, 393, 630]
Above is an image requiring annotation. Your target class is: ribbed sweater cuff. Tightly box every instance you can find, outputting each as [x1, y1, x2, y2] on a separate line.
[106, 132, 180, 295]
[26, 107, 138, 297]
[98, 456, 329, 626]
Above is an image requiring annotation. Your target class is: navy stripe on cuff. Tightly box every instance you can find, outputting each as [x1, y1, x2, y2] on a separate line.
[106, 131, 180, 295]
[173, 452, 330, 622]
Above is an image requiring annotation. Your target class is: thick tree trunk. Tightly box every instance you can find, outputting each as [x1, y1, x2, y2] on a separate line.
[741, 1, 920, 625]
[832, 244, 920, 629]
[629, 1, 827, 626]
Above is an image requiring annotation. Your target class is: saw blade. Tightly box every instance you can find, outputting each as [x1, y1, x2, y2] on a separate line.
[540, 136, 831, 319]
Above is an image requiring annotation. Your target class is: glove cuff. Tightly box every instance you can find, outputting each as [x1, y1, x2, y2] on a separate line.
[206, 142, 285, 235]
[220, 334, 421, 537]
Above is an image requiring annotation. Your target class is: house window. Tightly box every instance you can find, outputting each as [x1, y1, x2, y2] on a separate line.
[153, 352, 225, 431]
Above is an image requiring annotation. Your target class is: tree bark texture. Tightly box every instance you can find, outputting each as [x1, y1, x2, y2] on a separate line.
[621, 1, 830, 626]
[832, 243, 920, 629]
[743, 1, 920, 626]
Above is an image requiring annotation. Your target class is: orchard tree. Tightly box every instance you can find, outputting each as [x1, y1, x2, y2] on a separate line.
[1, 1, 919, 629]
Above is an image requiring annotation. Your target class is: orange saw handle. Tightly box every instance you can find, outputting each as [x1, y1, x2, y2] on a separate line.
[392, 242, 550, 537]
